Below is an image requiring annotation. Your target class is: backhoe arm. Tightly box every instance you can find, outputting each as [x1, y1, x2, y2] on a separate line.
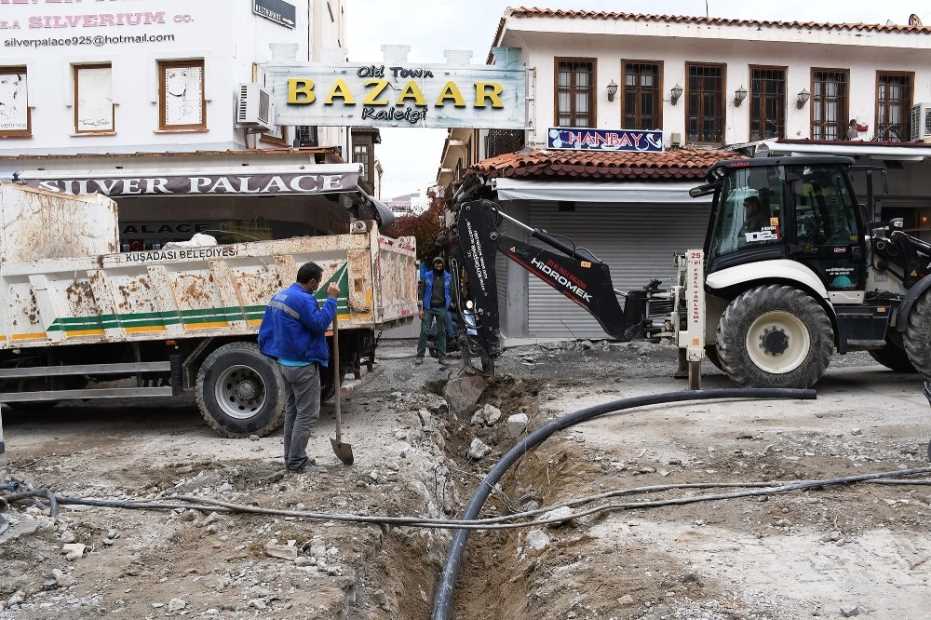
[455, 199, 643, 356]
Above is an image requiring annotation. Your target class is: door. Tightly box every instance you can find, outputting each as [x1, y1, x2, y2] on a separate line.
[786, 164, 866, 295]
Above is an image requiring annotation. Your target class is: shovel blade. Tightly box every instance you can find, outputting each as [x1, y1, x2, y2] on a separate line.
[330, 437, 354, 466]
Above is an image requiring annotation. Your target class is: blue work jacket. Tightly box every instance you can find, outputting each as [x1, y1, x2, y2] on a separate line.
[258, 283, 337, 366]
[422, 270, 452, 310]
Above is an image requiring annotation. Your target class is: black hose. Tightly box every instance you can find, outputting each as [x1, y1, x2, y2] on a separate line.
[430, 387, 816, 620]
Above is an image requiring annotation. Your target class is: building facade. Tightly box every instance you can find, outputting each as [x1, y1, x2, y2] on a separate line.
[0, 0, 386, 251]
[439, 9, 931, 340]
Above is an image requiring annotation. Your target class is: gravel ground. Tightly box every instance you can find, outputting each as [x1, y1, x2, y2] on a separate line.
[1, 340, 929, 619]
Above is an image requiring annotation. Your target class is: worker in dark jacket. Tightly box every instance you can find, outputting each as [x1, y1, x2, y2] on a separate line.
[416, 256, 452, 365]
[259, 262, 339, 473]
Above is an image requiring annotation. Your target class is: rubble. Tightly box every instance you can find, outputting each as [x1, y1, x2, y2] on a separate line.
[526, 529, 550, 551]
[264, 542, 298, 561]
[62, 543, 86, 560]
[168, 598, 187, 612]
[468, 438, 492, 460]
[470, 404, 502, 426]
[444, 374, 488, 415]
[542, 506, 576, 528]
[506, 413, 529, 437]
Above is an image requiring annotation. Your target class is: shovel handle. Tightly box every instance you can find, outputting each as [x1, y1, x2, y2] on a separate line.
[332, 312, 341, 443]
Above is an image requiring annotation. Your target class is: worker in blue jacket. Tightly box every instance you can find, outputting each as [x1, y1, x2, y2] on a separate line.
[416, 256, 452, 365]
[259, 262, 339, 473]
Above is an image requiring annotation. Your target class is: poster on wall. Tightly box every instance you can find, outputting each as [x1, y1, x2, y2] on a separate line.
[76, 66, 113, 132]
[163, 65, 203, 127]
[0, 71, 28, 132]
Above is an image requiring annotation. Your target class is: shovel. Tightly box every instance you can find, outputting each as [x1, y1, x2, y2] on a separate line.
[329, 313, 354, 465]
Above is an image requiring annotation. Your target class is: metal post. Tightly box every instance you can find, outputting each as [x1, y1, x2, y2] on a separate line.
[0, 404, 7, 480]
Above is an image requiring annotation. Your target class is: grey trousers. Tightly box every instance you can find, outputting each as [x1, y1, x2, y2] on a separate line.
[278, 363, 321, 471]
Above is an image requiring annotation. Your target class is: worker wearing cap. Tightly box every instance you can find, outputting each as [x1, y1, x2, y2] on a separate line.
[416, 256, 452, 365]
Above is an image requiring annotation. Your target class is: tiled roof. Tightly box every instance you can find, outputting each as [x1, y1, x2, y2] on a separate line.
[0, 147, 341, 162]
[471, 148, 741, 180]
[505, 6, 931, 34]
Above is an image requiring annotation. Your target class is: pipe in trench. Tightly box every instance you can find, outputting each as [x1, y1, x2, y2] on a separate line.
[430, 388, 816, 620]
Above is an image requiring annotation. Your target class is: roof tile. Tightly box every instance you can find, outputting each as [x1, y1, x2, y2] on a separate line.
[507, 6, 931, 35]
[471, 148, 741, 180]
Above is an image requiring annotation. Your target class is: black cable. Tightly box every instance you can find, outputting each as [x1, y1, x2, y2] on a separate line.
[430, 387, 815, 620]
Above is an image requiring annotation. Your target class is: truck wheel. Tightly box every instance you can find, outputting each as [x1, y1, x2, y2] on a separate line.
[195, 342, 286, 438]
[868, 343, 916, 372]
[905, 291, 931, 379]
[716, 285, 833, 388]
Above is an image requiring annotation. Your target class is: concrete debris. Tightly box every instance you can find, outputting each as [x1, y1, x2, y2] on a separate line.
[62, 543, 86, 561]
[106, 528, 120, 540]
[180, 509, 199, 522]
[249, 598, 268, 610]
[467, 438, 492, 460]
[618, 594, 635, 606]
[840, 606, 862, 617]
[6, 591, 25, 606]
[444, 375, 488, 415]
[48, 568, 74, 588]
[201, 512, 222, 527]
[471, 403, 502, 426]
[264, 542, 298, 561]
[249, 434, 261, 441]
[506, 413, 529, 438]
[526, 529, 550, 551]
[295, 557, 315, 567]
[851, 428, 863, 436]
[167, 598, 187, 612]
[59, 530, 76, 544]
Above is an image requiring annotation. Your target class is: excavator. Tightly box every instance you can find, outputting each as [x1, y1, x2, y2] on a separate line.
[448, 155, 931, 390]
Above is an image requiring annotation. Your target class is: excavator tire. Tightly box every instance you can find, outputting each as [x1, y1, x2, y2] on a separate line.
[904, 290, 931, 380]
[868, 342, 916, 373]
[716, 284, 833, 388]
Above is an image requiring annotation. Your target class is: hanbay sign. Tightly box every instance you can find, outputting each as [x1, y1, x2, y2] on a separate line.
[547, 128, 664, 152]
[264, 59, 528, 129]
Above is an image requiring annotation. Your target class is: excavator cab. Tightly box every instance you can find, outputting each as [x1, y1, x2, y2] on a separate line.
[700, 156, 868, 297]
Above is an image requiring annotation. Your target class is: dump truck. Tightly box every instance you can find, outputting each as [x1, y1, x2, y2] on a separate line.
[0, 182, 417, 437]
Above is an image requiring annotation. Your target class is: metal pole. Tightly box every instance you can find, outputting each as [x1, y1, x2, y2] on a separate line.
[0, 405, 7, 479]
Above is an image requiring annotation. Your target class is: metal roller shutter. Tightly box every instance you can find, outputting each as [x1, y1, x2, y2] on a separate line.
[527, 202, 710, 338]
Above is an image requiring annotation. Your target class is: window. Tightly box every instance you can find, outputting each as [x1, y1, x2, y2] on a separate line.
[811, 69, 849, 141]
[158, 59, 205, 131]
[709, 166, 785, 260]
[622, 61, 662, 130]
[686, 63, 725, 143]
[876, 71, 913, 142]
[555, 58, 596, 128]
[353, 144, 369, 180]
[0, 66, 30, 138]
[750, 67, 786, 141]
[792, 165, 859, 248]
[74, 64, 114, 134]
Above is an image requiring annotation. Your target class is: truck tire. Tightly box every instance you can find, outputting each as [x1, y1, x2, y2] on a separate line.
[716, 285, 833, 388]
[195, 342, 286, 438]
[868, 343, 916, 372]
[905, 291, 931, 379]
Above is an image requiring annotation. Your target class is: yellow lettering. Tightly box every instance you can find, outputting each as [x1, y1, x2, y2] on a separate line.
[287, 79, 316, 105]
[362, 79, 390, 106]
[396, 80, 427, 107]
[435, 81, 466, 108]
[474, 81, 504, 109]
[324, 79, 355, 105]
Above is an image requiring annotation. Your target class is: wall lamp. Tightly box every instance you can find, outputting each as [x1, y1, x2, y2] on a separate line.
[670, 84, 683, 105]
[734, 85, 748, 106]
[607, 79, 618, 102]
[796, 88, 811, 109]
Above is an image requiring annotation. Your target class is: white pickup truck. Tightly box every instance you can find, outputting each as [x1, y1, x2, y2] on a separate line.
[0, 182, 417, 436]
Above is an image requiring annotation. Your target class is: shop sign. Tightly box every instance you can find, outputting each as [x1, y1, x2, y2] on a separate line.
[22, 171, 359, 197]
[264, 57, 527, 129]
[547, 128, 663, 152]
[253, 0, 296, 29]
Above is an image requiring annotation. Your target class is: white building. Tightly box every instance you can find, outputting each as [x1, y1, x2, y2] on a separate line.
[439, 9, 931, 340]
[0, 0, 394, 250]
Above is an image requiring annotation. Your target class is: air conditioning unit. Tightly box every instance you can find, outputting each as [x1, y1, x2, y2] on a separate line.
[237, 83, 272, 130]
[910, 103, 931, 142]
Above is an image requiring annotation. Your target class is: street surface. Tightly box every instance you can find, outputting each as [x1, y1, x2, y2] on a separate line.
[1, 342, 929, 619]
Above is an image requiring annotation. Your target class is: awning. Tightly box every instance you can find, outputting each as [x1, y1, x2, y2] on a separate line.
[763, 140, 931, 162]
[492, 178, 712, 203]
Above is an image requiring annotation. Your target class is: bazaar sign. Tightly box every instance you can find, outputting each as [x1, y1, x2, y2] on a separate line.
[264, 58, 528, 129]
[547, 128, 664, 152]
